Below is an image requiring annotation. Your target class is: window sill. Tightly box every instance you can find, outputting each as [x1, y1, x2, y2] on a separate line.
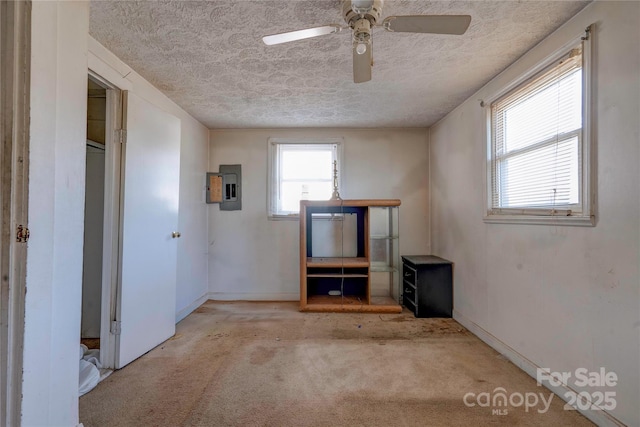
[483, 214, 595, 227]
[268, 214, 300, 221]
[268, 213, 347, 221]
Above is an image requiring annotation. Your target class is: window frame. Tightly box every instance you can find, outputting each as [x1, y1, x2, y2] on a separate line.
[267, 137, 344, 220]
[483, 28, 595, 226]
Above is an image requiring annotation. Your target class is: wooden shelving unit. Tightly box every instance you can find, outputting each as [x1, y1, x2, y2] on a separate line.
[307, 257, 369, 267]
[299, 199, 401, 313]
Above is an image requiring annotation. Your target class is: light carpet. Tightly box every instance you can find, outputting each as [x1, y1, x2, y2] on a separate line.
[80, 301, 593, 426]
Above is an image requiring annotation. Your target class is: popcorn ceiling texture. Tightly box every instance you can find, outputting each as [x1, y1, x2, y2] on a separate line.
[89, 0, 588, 129]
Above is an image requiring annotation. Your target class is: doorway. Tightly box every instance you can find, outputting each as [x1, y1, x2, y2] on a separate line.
[80, 76, 110, 391]
[81, 79, 107, 351]
[79, 74, 122, 379]
[79, 77, 111, 393]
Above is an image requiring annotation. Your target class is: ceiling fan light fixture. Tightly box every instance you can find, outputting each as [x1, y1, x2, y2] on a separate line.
[356, 42, 368, 55]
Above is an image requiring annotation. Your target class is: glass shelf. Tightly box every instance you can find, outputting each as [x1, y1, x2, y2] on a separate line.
[369, 206, 400, 302]
[370, 262, 397, 273]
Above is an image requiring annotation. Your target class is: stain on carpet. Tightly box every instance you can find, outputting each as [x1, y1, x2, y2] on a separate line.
[249, 345, 278, 365]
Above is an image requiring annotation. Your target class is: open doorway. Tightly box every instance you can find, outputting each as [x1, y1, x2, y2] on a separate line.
[81, 78, 107, 351]
[79, 74, 123, 394]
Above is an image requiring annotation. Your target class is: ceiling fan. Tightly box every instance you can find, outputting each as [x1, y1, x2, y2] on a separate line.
[262, 0, 471, 83]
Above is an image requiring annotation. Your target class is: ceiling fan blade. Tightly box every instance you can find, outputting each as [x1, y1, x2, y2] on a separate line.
[262, 25, 342, 45]
[353, 42, 372, 83]
[383, 15, 471, 35]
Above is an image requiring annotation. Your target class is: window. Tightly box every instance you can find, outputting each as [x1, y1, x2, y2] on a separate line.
[485, 31, 594, 225]
[268, 138, 343, 218]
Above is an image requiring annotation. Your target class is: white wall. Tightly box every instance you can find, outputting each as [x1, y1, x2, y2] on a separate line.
[87, 37, 210, 322]
[22, 6, 209, 424]
[24, 2, 89, 425]
[208, 129, 430, 300]
[174, 114, 210, 321]
[429, 2, 639, 426]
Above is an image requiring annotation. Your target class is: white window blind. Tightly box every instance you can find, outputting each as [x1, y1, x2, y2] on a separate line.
[490, 45, 584, 216]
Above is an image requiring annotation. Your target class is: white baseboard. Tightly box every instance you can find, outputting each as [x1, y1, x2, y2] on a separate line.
[175, 293, 209, 323]
[207, 292, 298, 301]
[453, 310, 626, 427]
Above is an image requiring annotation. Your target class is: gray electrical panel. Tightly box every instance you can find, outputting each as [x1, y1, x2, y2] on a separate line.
[206, 164, 241, 210]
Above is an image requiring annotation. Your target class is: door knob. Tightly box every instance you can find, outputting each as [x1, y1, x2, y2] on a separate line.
[171, 231, 181, 238]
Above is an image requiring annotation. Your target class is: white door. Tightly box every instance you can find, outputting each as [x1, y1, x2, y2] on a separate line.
[115, 91, 181, 368]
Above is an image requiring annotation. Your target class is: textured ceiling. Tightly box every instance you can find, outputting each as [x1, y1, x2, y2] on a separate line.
[89, 0, 589, 129]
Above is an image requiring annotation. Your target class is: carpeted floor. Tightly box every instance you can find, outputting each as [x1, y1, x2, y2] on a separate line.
[79, 301, 592, 426]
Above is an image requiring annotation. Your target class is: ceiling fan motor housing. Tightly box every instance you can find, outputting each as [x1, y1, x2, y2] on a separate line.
[343, 0, 384, 28]
[353, 19, 372, 44]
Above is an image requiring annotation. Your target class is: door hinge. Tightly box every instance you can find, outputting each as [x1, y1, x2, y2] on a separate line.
[115, 129, 127, 144]
[16, 225, 30, 243]
[110, 320, 122, 335]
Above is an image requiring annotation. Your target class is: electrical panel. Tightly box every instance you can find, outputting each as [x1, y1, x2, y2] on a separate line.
[206, 164, 241, 210]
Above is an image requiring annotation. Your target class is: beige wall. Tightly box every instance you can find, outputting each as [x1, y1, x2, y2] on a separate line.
[208, 128, 430, 299]
[430, 2, 639, 426]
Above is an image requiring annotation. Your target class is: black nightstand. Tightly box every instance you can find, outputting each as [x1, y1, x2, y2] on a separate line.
[401, 255, 453, 318]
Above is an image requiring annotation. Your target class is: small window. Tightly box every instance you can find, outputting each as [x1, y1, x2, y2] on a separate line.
[268, 138, 343, 218]
[485, 32, 594, 225]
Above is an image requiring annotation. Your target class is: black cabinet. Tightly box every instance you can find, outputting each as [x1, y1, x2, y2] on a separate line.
[401, 255, 453, 318]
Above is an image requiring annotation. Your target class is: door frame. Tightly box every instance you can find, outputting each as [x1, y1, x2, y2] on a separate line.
[1, 1, 31, 425]
[87, 72, 122, 370]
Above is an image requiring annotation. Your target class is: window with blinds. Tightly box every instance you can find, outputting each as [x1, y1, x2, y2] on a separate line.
[486, 35, 593, 224]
